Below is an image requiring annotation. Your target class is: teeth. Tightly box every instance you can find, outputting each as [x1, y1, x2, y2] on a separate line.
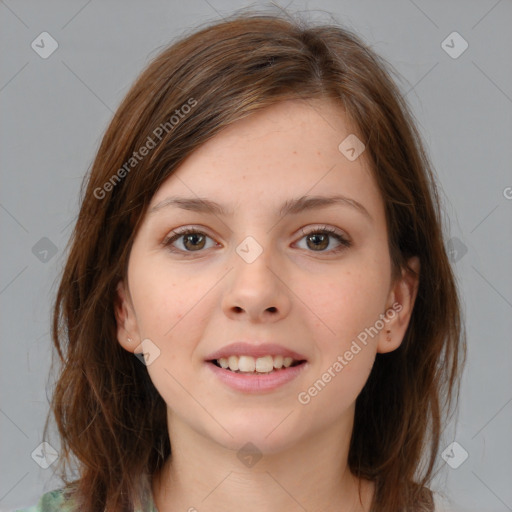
[228, 355, 239, 371]
[255, 355, 274, 373]
[273, 355, 284, 369]
[216, 355, 299, 373]
[238, 355, 256, 372]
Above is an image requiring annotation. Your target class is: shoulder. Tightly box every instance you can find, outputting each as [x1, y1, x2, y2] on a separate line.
[13, 488, 75, 512]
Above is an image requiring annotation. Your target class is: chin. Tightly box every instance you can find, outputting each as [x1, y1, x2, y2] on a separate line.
[207, 410, 306, 455]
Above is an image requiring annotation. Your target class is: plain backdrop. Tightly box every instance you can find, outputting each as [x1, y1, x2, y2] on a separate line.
[1, 1, 511, 511]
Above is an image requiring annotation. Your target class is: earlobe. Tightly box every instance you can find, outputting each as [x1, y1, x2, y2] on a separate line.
[377, 256, 420, 354]
[114, 280, 138, 353]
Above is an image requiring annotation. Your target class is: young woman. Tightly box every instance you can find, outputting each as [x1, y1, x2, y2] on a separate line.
[18, 9, 465, 512]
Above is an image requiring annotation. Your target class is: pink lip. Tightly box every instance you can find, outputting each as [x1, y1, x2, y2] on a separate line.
[205, 342, 307, 361]
[206, 360, 308, 393]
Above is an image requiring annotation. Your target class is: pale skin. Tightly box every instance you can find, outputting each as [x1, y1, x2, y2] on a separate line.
[115, 98, 420, 512]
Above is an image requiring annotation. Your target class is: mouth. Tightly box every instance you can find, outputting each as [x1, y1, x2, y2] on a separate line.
[208, 354, 306, 374]
[204, 342, 308, 392]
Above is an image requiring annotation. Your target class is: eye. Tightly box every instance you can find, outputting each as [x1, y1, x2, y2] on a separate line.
[295, 226, 351, 253]
[163, 225, 351, 255]
[163, 228, 217, 253]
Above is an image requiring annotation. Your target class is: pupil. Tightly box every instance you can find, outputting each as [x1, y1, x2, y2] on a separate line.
[308, 234, 328, 251]
[185, 234, 205, 250]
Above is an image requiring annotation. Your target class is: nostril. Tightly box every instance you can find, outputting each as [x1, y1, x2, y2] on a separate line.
[266, 307, 277, 313]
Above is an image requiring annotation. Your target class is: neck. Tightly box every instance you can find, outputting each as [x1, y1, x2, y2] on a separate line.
[152, 408, 374, 512]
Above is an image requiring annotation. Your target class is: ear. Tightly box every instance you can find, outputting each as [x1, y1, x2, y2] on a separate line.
[114, 280, 139, 353]
[377, 256, 420, 354]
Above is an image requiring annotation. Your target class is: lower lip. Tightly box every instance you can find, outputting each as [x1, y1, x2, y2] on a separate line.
[206, 361, 307, 393]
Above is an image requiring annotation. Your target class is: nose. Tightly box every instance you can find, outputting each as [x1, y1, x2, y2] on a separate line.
[221, 246, 291, 323]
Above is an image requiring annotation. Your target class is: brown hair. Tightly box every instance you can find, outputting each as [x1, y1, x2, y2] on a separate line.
[44, 8, 466, 512]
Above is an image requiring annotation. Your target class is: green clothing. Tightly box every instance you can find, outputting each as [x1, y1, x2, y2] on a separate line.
[15, 486, 450, 511]
[14, 488, 159, 512]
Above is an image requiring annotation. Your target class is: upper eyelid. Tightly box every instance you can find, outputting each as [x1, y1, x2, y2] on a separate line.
[166, 225, 218, 240]
[166, 224, 347, 236]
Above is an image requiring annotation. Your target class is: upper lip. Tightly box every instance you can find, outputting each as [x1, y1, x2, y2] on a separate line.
[206, 342, 307, 361]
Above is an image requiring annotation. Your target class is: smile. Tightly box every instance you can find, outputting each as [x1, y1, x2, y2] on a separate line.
[205, 342, 308, 392]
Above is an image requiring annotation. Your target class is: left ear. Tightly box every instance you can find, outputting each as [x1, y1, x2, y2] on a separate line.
[377, 256, 420, 354]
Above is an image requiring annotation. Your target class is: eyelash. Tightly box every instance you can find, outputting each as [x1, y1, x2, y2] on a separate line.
[162, 225, 352, 256]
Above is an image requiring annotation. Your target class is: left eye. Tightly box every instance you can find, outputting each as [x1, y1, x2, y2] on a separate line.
[295, 226, 351, 253]
[163, 226, 351, 254]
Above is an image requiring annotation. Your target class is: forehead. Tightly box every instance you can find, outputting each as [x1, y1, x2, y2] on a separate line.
[149, 98, 382, 220]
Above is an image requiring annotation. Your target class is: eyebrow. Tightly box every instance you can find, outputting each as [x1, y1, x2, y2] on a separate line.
[149, 194, 372, 221]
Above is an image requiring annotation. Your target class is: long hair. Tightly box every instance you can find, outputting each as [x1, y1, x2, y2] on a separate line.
[44, 9, 466, 512]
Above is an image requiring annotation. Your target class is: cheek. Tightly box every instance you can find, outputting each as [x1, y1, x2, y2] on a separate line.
[128, 256, 208, 339]
[297, 271, 382, 415]
[298, 353, 375, 426]
[128, 262, 210, 405]
[300, 262, 390, 345]
[299, 256, 390, 411]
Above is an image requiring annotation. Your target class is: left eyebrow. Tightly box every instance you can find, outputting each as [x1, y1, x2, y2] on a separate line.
[278, 194, 372, 222]
[149, 194, 372, 222]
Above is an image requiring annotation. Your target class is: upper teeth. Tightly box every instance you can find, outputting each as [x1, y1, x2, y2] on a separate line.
[217, 355, 295, 373]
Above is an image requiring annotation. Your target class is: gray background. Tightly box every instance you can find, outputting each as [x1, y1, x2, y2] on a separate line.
[1, 1, 511, 511]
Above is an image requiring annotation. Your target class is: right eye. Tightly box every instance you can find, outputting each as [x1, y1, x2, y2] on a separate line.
[163, 228, 218, 254]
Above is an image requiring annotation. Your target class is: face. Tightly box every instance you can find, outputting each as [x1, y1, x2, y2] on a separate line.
[115, 98, 419, 454]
